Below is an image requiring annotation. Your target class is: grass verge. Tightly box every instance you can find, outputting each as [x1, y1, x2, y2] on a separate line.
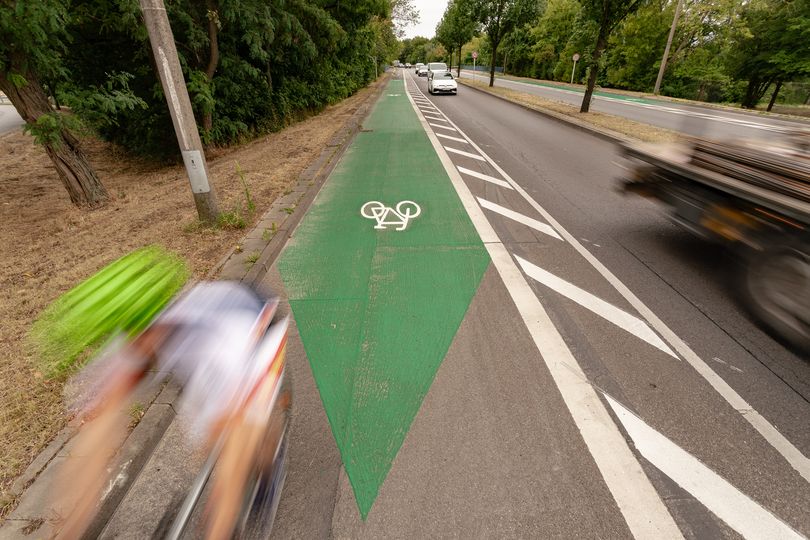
[459, 78, 680, 143]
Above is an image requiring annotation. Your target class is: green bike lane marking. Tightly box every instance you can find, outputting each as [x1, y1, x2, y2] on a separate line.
[279, 79, 489, 519]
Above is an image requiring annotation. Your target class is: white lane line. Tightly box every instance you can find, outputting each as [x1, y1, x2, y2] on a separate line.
[430, 123, 457, 132]
[436, 133, 469, 144]
[434, 89, 810, 484]
[478, 198, 561, 239]
[605, 394, 804, 539]
[424, 115, 448, 122]
[405, 79, 684, 540]
[458, 166, 512, 189]
[516, 256, 676, 357]
[420, 105, 438, 111]
[444, 146, 486, 161]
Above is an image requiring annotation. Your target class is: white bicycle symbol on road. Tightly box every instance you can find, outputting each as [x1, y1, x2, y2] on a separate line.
[361, 200, 422, 231]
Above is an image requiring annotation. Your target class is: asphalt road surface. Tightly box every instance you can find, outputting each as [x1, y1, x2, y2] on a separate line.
[459, 70, 809, 140]
[266, 70, 810, 538]
[0, 104, 24, 134]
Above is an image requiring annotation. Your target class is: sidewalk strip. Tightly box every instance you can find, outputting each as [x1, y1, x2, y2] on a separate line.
[457, 166, 511, 188]
[477, 198, 560, 239]
[444, 147, 486, 161]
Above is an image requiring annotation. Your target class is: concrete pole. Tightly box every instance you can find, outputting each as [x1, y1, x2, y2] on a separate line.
[653, 0, 683, 96]
[140, 0, 219, 223]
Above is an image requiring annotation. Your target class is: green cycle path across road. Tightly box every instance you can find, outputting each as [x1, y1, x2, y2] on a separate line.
[277, 78, 490, 518]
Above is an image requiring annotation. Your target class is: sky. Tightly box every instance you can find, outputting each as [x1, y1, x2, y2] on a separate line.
[403, 0, 450, 39]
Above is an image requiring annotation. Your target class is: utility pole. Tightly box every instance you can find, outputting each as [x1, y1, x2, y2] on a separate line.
[653, 0, 683, 96]
[140, 0, 219, 223]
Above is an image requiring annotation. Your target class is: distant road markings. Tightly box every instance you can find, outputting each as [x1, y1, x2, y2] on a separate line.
[457, 166, 512, 189]
[606, 394, 804, 539]
[516, 256, 676, 357]
[478, 198, 561, 240]
[444, 147, 486, 161]
[436, 133, 469, 144]
[429, 123, 458, 132]
[405, 78, 684, 539]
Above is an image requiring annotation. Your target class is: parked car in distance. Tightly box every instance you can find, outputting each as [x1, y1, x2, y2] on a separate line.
[417, 65, 429, 77]
[428, 71, 458, 94]
[405, 63, 412, 68]
[414, 63, 424, 73]
[427, 62, 448, 78]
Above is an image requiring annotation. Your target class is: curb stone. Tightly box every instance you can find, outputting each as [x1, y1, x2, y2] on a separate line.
[0, 75, 390, 537]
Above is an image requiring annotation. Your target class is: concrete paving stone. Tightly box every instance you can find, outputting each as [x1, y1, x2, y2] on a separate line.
[8, 427, 75, 497]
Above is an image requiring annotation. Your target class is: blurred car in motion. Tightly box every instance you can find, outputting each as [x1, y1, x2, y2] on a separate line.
[428, 72, 458, 95]
[414, 62, 424, 73]
[417, 65, 428, 77]
[621, 132, 810, 351]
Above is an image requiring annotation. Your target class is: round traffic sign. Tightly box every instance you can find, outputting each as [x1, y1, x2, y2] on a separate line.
[472, 51, 478, 60]
[573, 53, 580, 61]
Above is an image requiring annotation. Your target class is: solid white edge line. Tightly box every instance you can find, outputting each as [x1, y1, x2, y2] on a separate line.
[515, 255, 676, 357]
[436, 133, 469, 144]
[433, 85, 810, 484]
[444, 146, 486, 161]
[457, 166, 512, 189]
[405, 69, 684, 540]
[478, 197, 560, 239]
[605, 394, 803, 540]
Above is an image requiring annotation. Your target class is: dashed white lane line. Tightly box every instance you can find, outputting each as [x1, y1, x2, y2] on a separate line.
[457, 166, 512, 188]
[428, 78, 810, 485]
[606, 394, 804, 539]
[405, 74, 684, 540]
[429, 123, 457, 132]
[516, 256, 676, 357]
[436, 133, 469, 144]
[478, 197, 560, 239]
[444, 146, 486, 161]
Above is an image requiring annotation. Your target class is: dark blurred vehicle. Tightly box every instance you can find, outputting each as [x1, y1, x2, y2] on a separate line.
[621, 133, 810, 351]
[417, 65, 428, 77]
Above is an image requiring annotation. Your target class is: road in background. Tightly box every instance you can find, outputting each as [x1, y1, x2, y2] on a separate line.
[459, 70, 809, 140]
[410, 71, 810, 536]
[0, 105, 24, 135]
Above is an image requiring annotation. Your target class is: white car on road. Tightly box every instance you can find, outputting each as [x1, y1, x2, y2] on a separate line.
[428, 72, 458, 95]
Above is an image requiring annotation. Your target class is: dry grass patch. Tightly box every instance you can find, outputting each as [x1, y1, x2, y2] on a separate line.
[461, 79, 681, 143]
[0, 80, 381, 516]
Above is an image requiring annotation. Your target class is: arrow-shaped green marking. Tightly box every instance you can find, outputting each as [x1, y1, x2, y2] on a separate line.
[279, 79, 489, 518]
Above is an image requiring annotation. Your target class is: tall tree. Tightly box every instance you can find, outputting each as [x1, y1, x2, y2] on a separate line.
[578, 0, 646, 112]
[728, 0, 810, 108]
[470, 0, 540, 86]
[0, 0, 109, 206]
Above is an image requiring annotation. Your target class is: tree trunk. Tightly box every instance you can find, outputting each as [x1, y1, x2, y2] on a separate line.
[202, 0, 219, 135]
[0, 69, 108, 206]
[767, 80, 782, 112]
[742, 76, 773, 109]
[580, 31, 608, 113]
[489, 41, 499, 87]
[457, 46, 462, 77]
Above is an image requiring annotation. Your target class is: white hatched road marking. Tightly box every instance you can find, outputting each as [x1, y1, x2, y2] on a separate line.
[606, 394, 804, 539]
[444, 146, 486, 161]
[436, 133, 469, 144]
[405, 73, 685, 540]
[424, 115, 448, 122]
[478, 198, 560, 239]
[420, 75, 810, 485]
[516, 256, 676, 357]
[429, 123, 457, 132]
[457, 166, 512, 189]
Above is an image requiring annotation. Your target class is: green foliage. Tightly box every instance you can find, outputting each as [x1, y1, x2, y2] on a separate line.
[23, 111, 84, 148]
[55, 0, 394, 157]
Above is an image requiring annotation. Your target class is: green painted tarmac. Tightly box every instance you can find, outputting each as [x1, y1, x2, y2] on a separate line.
[279, 79, 489, 518]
